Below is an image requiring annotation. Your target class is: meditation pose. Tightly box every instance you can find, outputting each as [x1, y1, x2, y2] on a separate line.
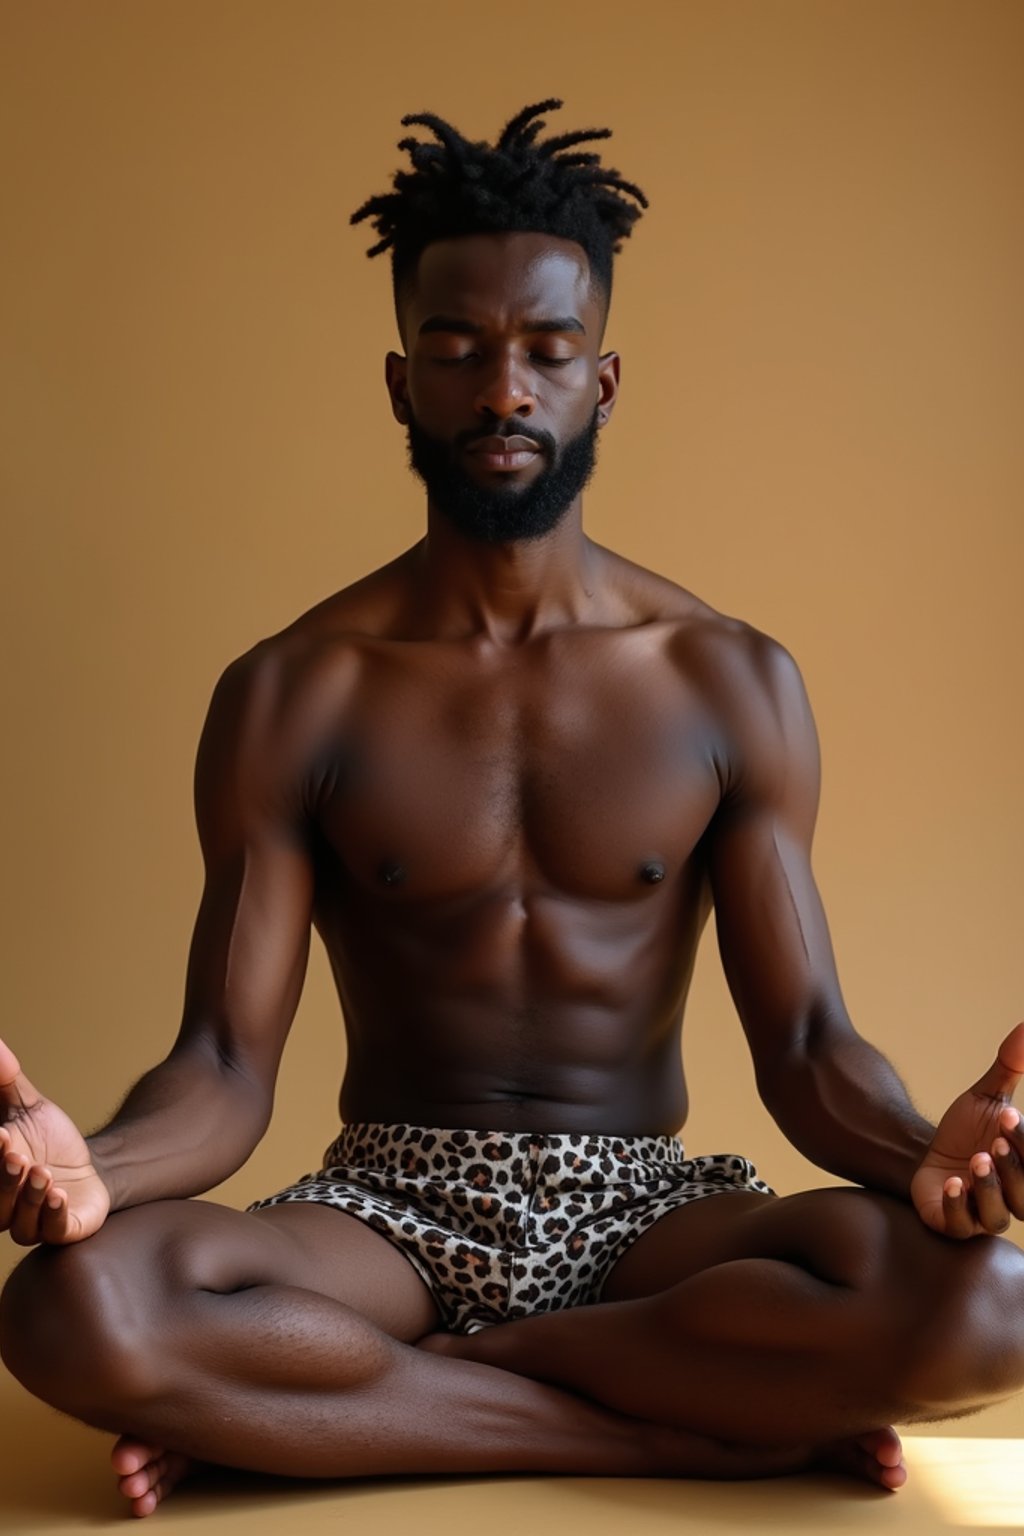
[2, 100, 1023, 1519]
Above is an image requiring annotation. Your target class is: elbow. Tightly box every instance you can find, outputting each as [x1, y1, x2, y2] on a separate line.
[218, 1051, 275, 1138]
[171, 1033, 275, 1140]
[754, 1007, 855, 1109]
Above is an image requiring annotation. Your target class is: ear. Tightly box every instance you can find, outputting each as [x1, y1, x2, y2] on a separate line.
[595, 350, 620, 427]
[385, 351, 410, 425]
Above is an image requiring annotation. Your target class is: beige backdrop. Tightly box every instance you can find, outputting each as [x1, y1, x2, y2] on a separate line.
[2, 0, 1022, 1330]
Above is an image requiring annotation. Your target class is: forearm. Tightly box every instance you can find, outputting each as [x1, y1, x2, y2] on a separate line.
[85, 1041, 272, 1212]
[758, 1018, 934, 1199]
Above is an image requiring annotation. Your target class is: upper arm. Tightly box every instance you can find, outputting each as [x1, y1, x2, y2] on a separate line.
[706, 634, 851, 1082]
[173, 644, 314, 1101]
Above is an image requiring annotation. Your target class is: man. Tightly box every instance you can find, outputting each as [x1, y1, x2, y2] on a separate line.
[2, 99, 1023, 1519]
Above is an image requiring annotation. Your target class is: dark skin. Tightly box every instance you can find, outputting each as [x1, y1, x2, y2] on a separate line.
[2, 232, 1024, 1518]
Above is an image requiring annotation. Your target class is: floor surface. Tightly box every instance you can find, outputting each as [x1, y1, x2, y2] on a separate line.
[3, 1368, 1021, 1535]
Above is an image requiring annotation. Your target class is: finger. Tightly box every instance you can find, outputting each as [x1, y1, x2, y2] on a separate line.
[1000, 1104, 1024, 1148]
[0, 1151, 28, 1231]
[0, 1038, 43, 1118]
[939, 1179, 982, 1241]
[0, 1038, 32, 1104]
[970, 1154, 1012, 1235]
[991, 1137, 1024, 1221]
[9, 1165, 52, 1247]
[0, 1038, 23, 1087]
[38, 1186, 70, 1245]
[971, 1021, 1024, 1099]
[942, 1176, 978, 1239]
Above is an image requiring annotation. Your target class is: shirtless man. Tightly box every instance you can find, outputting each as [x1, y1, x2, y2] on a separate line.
[2, 100, 1024, 1519]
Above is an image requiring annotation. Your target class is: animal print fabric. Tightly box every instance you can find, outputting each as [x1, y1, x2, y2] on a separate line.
[246, 1124, 775, 1334]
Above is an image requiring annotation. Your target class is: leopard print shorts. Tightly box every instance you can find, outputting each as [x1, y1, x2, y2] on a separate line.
[246, 1124, 775, 1334]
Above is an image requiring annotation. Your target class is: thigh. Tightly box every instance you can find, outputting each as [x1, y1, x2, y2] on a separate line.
[600, 1184, 991, 1306]
[600, 1188, 773, 1302]
[9, 1196, 440, 1345]
[246, 1200, 441, 1340]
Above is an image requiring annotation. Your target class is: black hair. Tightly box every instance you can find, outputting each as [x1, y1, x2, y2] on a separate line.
[351, 99, 648, 313]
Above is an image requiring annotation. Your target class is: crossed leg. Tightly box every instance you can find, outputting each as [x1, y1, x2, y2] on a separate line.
[0, 1195, 829, 1516]
[2, 1184, 1023, 1518]
[428, 1186, 1024, 1443]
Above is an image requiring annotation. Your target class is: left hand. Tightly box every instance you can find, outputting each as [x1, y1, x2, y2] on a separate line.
[911, 1021, 1024, 1237]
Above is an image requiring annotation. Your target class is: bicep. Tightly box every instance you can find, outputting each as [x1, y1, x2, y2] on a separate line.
[175, 651, 314, 1097]
[707, 641, 849, 1077]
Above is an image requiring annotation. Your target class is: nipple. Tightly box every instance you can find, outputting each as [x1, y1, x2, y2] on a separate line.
[640, 860, 666, 885]
[377, 859, 407, 887]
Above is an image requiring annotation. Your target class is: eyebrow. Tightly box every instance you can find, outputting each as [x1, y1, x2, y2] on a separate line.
[418, 315, 586, 337]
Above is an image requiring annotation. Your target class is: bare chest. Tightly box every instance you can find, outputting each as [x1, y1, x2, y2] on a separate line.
[315, 632, 724, 904]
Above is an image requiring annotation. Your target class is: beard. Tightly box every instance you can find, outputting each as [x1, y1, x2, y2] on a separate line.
[405, 406, 600, 545]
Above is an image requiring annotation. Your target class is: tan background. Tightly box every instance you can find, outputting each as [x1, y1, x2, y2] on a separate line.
[1, 0, 1023, 1496]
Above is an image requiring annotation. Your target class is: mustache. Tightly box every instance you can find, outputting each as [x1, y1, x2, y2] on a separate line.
[454, 423, 557, 458]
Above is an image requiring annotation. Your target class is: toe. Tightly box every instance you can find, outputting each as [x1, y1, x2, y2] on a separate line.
[119, 1457, 166, 1500]
[816, 1427, 907, 1491]
[854, 1430, 906, 1490]
[134, 1457, 191, 1517]
[857, 1426, 903, 1467]
[131, 1487, 159, 1518]
[878, 1459, 908, 1490]
[111, 1436, 165, 1476]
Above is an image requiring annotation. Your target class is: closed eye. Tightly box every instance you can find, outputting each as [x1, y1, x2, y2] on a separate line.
[430, 352, 575, 368]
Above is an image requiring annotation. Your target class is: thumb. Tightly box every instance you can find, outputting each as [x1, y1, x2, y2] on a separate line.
[970, 1021, 1024, 1099]
[0, 1037, 40, 1111]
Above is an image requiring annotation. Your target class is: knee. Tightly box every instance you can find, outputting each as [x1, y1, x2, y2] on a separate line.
[1, 1213, 172, 1414]
[820, 1195, 1024, 1415]
[901, 1235, 1024, 1415]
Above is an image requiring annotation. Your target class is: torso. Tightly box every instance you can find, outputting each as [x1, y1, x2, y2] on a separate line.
[262, 539, 763, 1135]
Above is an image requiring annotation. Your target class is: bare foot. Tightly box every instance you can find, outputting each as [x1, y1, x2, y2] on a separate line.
[416, 1333, 907, 1490]
[110, 1436, 197, 1518]
[815, 1426, 907, 1491]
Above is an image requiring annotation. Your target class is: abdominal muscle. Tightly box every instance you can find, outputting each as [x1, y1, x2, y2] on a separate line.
[321, 886, 701, 1137]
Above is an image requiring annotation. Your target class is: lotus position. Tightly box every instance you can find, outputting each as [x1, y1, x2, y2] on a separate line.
[2, 101, 1024, 1520]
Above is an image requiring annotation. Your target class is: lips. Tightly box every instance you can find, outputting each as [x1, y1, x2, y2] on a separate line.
[464, 434, 542, 471]
[466, 435, 540, 455]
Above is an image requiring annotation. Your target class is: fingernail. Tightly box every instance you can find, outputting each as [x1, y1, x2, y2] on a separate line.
[29, 1172, 47, 1190]
[946, 1177, 963, 1198]
[4, 1158, 20, 1177]
[974, 1154, 993, 1177]
[994, 1138, 1011, 1157]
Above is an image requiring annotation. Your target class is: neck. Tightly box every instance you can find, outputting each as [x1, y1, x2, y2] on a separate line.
[410, 498, 603, 645]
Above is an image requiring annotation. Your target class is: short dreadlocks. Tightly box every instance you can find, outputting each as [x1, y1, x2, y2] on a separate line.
[351, 99, 648, 318]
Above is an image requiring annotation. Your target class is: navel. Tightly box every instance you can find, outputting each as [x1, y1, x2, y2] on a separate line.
[377, 858, 407, 888]
[639, 860, 666, 885]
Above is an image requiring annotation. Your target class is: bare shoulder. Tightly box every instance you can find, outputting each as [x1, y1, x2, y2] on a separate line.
[675, 608, 818, 800]
[612, 549, 807, 710]
[676, 608, 810, 725]
[215, 545, 415, 699]
[201, 556, 412, 803]
[612, 551, 817, 792]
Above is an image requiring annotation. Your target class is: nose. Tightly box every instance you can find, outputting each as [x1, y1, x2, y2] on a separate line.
[473, 354, 535, 420]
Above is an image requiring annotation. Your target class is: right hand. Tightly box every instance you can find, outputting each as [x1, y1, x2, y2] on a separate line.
[0, 1038, 111, 1246]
